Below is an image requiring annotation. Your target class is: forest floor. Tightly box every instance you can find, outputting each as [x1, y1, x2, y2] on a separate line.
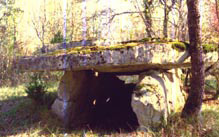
[0, 84, 219, 137]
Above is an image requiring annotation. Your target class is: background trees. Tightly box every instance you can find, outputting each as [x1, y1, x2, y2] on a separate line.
[4, 0, 219, 53]
[0, 0, 218, 98]
[0, 0, 23, 86]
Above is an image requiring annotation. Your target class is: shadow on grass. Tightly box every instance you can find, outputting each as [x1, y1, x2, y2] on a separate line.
[0, 93, 138, 136]
[0, 94, 64, 137]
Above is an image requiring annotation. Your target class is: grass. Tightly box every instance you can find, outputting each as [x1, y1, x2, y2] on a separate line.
[0, 85, 26, 100]
[1, 84, 219, 136]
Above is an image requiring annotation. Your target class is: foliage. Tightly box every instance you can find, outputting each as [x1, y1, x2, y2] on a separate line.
[203, 44, 218, 53]
[205, 79, 217, 91]
[50, 31, 63, 44]
[25, 73, 47, 104]
[0, 0, 25, 87]
[0, 0, 23, 48]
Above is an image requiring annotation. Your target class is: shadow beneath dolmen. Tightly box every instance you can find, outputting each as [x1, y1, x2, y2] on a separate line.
[70, 83, 139, 133]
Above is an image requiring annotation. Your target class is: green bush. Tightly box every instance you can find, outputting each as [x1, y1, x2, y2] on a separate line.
[50, 31, 63, 44]
[25, 73, 47, 104]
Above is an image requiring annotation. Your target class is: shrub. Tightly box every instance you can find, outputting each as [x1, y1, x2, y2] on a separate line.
[25, 73, 47, 104]
[50, 31, 63, 44]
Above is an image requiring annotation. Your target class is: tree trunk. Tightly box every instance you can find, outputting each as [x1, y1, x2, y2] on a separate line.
[143, 0, 154, 37]
[144, 13, 153, 38]
[215, 0, 219, 22]
[163, 3, 168, 38]
[181, 0, 205, 118]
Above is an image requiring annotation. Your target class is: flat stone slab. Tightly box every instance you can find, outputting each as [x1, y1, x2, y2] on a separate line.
[13, 43, 218, 73]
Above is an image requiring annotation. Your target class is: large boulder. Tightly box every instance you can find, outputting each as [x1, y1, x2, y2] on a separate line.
[131, 69, 185, 130]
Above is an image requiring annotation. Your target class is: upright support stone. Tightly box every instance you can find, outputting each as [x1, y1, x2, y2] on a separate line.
[52, 71, 96, 128]
[131, 69, 185, 131]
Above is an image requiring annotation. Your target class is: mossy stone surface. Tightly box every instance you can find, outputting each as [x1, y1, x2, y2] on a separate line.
[171, 42, 188, 52]
[46, 42, 140, 56]
[171, 41, 218, 53]
[45, 38, 184, 56]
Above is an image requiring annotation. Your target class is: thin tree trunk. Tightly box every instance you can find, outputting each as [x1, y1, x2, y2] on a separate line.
[215, 0, 219, 21]
[143, 0, 153, 37]
[163, 2, 168, 38]
[144, 13, 153, 37]
[181, 0, 205, 118]
[161, 0, 176, 38]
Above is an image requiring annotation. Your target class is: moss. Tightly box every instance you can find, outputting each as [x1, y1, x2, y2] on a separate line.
[171, 42, 188, 52]
[45, 38, 218, 56]
[46, 42, 140, 56]
[136, 83, 146, 91]
[135, 83, 157, 93]
[171, 42, 218, 53]
[152, 38, 172, 43]
[146, 84, 158, 93]
[139, 37, 151, 42]
[46, 37, 181, 56]
[139, 37, 173, 43]
[203, 44, 218, 53]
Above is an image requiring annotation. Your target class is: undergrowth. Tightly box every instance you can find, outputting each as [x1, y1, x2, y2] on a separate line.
[25, 73, 48, 104]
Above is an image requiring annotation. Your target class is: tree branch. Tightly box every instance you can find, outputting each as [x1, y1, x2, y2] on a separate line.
[109, 11, 143, 23]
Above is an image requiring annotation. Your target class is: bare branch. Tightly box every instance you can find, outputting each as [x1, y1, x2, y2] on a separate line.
[159, 0, 165, 5]
[109, 11, 143, 24]
[132, 0, 148, 28]
[31, 19, 43, 44]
